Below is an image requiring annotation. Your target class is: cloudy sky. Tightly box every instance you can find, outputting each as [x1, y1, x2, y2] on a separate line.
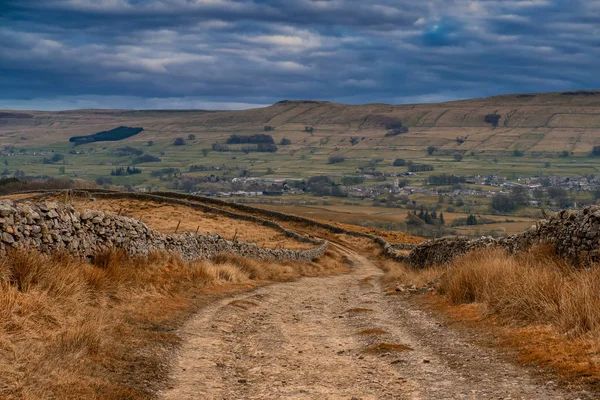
[1, 0, 599, 110]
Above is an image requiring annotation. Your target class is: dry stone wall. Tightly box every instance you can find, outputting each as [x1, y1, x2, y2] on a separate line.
[0, 200, 327, 262]
[91, 190, 419, 257]
[408, 206, 600, 268]
[14, 189, 418, 262]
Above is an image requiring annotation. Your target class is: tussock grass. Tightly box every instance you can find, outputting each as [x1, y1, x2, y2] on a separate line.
[0, 247, 345, 399]
[439, 246, 600, 338]
[382, 246, 600, 382]
[383, 245, 600, 338]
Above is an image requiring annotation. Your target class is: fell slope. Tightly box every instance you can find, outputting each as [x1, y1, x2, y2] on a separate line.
[2, 90, 600, 182]
[2, 91, 600, 152]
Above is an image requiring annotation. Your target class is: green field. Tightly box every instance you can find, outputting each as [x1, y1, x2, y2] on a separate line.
[4, 139, 598, 189]
[2, 91, 600, 189]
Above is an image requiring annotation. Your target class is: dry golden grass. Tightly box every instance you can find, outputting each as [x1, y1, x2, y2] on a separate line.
[439, 246, 600, 338]
[67, 197, 314, 250]
[0, 247, 345, 399]
[382, 245, 600, 385]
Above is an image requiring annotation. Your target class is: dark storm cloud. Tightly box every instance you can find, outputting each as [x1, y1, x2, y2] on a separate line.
[1, 0, 599, 109]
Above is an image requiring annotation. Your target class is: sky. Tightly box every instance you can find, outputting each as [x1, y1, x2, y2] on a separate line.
[1, 0, 599, 110]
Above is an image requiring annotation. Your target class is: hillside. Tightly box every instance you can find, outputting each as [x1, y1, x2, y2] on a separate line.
[2, 190, 600, 398]
[2, 90, 600, 184]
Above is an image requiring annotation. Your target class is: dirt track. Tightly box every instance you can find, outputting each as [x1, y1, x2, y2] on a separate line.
[161, 246, 592, 400]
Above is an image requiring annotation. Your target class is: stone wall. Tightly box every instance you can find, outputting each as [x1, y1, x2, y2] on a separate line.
[408, 206, 600, 268]
[14, 189, 418, 262]
[74, 191, 323, 245]
[0, 200, 328, 262]
[85, 190, 419, 256]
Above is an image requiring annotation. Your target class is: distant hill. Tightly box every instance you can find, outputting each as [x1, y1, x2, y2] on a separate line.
[2, 90, 600, 182]
[2, 90, 600, 151]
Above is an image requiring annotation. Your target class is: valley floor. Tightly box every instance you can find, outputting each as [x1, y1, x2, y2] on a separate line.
[161, 245, 591, 400]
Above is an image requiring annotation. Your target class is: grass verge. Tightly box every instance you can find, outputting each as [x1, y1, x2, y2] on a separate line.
[0, 248, 345, 399]
[381, 245, 600, 386]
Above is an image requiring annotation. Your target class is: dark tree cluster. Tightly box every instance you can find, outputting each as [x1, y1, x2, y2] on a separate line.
[212, 143, 229, 152]
[559, 150, 570, 158]
[0, 177, 20, 186]
[490, 187, 530, 213]
[385, 120, 404, 130]
[392, 158, 406, 166]
[213, 142, 277, 153]
[547, 187, 573, 208]
[466, 214, 477, 226]
[491, 194, 514, 213]
[410, 206, 445, 226]
[131, 154, 161, 164]
[42, 153, 64, 164]
[484, 114, 501, 127]
[95, 176, 113, 185]
[341, 176, 364, 186]
[226, 134, 275, 144]
[150, 168, 180, 177]
[407, 163, 434, 172]
[427, 174, 466, 185]
[305, 176, 348, 197]
[189, 165, 212, 172]
[328, 155, 345, 164]
[113, 146, 144, 156]
[111, 166, 141, 176]
[242, 144, 278, 153]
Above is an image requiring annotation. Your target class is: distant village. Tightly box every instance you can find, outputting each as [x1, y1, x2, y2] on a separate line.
[182, 172, 600, 209]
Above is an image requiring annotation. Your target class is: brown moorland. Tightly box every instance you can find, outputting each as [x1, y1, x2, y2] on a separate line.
[4, 91, 600, 153]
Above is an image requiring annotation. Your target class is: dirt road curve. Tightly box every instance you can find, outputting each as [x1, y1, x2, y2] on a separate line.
[161, 247, 592, 400]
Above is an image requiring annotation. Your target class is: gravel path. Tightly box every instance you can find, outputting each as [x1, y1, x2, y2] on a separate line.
[161, 246, 593, 400]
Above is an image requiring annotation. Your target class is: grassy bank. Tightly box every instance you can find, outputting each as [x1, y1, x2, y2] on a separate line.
[0, 248, 345, 399]
[381, 246, 600, 384]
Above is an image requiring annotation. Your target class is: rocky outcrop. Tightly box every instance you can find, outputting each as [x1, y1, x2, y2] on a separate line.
[0, 200, 327, 262]
[408, 206, 600, 268]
